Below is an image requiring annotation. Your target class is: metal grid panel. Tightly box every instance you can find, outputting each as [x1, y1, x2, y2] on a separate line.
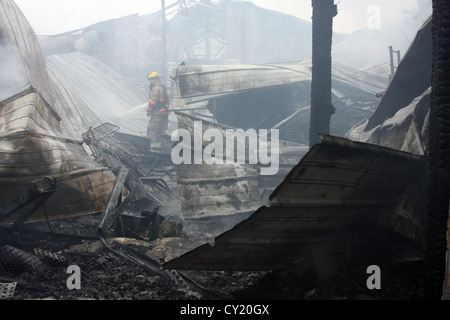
[0, 282, 17, 300]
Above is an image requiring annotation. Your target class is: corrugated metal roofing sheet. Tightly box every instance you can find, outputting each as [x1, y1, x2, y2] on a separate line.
[46, 52, 149, 135]
[172, 60, 387, 108]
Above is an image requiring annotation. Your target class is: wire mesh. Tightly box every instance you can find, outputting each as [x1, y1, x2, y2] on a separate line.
[0, 282, 17, 300]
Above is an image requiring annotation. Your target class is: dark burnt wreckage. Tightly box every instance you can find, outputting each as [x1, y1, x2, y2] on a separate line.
[0, 0, 448, 300]
[158, 7, 434, 279]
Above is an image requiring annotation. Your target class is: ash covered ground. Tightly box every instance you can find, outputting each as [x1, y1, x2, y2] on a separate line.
[0, 220, 427, 301]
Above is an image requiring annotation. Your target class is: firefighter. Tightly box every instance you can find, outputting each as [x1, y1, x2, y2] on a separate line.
[146, 72, 169, 150]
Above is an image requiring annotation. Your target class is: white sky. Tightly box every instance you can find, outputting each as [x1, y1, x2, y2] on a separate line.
[14, 0, 429, 36]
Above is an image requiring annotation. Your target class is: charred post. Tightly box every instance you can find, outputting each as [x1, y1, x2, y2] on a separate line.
[309, 0, 337, 148]
[389, 46, 396, 80]
[425, 0, 450, 300]
[160, 0, 168, 83]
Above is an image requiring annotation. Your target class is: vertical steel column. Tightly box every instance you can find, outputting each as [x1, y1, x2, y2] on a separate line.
[309, 0, 338, 148]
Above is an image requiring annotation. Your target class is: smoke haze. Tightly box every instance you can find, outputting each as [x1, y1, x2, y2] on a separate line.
[0, 39, 29, 101]
[12, 0, 432, 71]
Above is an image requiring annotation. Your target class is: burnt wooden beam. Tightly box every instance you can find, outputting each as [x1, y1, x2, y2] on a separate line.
[425, 0, 450, 300]
[309, 0, 338, 147]
[161, 0, 168, 82]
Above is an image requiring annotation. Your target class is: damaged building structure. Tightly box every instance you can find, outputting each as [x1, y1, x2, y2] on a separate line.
[0, 0, 449, 300]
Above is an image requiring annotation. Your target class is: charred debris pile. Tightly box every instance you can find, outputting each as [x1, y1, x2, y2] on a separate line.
[0, 0, 444, 300]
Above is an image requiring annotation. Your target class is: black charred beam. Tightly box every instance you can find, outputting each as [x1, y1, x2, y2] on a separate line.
[161, 0, 168, 83]
[425, 0, 450, 300]
[309, 0, 338, 148]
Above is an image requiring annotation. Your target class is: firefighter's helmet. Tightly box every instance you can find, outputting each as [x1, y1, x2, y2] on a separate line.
[148, 72, 159, 81]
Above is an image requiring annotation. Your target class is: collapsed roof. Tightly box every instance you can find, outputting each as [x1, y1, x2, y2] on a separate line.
[0, 0, 439, 294]
[346, 17, 432, 156]
[0, 0, 116, 225]
[159, 12, 434, 271]
[171, 60, 387, 145]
